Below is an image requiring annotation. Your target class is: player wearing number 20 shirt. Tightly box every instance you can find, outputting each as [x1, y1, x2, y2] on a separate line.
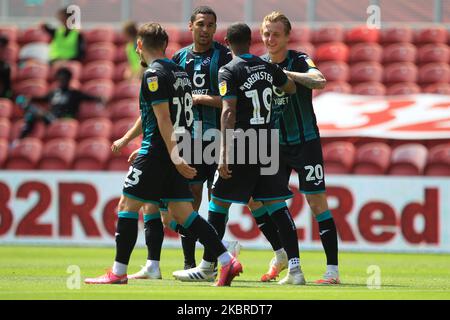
[212, 53, 294, 204]
[122, 58, 194, 204]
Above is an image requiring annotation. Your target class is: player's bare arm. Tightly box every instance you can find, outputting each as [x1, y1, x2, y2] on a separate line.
[284, 69, 327, 90]
[153, 101, 197, 179]
[192, 94, 222, 108]
[278, 77, 297, 95]
[111, 116, 143, 154]
[219, 97, 236, 179]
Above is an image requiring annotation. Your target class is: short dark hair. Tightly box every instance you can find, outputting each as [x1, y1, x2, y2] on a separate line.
[123, 21, 138, 38]
[226, 23, 251, 46]
[0, 35, 8, 47]
[190, 6, 217, 23]
[55, 67, 73, 80]
[138, 23, 169, 51]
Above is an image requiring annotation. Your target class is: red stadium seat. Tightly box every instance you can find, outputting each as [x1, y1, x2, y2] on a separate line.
[0, 118, 10, 140]
[382, 43, 417, 63]
[353, 142, 391, 175]
[315, 42, 349, 62]
[380, 26, 413, 44]
[114, 31, 127, 46]
[166, 43, 182, 60]
[38, 138, 76, 170]
[251, 27, 263, 44]
[425, 143, 450, 176]
[113, 80, 140, 100]
[417, 44, 449, 64]
[113, 62, 130, 82]
[313, 25, 344, 44]
[290, 26, 311, 43]
[18, 27, 50, 44]
[81, 61, 114, 81]
[352, 82, 386, 96]
[77, 118, 112, 141]
[13, 79, 48, 97]
[388, 143, 428, 176]
[349, 62, 383, 83]
[45, 119, 79, 141]
[349, 43, 383, 63]
[383, 62, 418, 84]
[81, 80, 114, 102]
[114, 44, 128, 63]
[0, 138, 7, 168]
[250, 43, 267, 56]
[107, 139, 141, 171]
[213, 28, 227, 45]
[165, 26, 181, 44]
[50, 61, 82, 81]
[345, 26, 379, 43]
[323, 141, 355, 174]
[5, 137, 43, 169]
[84, 42, 115, 63]
[317, 62, 349, 82]
[17, 62, 49, 81]
[109, 99, 139, 122]
[386, 83, 421, 95]
[84, 26, 115, 44]
[0, 26, 18, 42]
[179, 30, 193, 47]
[415, 27, 447, 44]
[10, 119, 46, 141]
[294, 42, 315, 58]
[78, 102, 108, 121]
[0, 98, 13, 118]
[73, 137, 111, 170]
[418, 63, 450, 84]
[1, 43, 19, 63]
[422, 83, 450, 94]
[319, 81, 352, 95]
[111, 117, 136, 141]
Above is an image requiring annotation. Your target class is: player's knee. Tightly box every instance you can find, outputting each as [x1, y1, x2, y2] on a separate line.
[160, 211, 172, 229]
[305, 193, 328, 214]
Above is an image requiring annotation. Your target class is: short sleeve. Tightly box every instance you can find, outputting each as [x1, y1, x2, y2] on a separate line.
[270, 63, 289, 88]
[143, 70, 170, 106]
[294, 53, 319, 73]
[218, 66, 236, 100]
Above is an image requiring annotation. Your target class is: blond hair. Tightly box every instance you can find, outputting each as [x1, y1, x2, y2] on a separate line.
[261, 11, 292, 35]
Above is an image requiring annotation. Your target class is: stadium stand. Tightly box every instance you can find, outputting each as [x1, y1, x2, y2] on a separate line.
[72, 137, 111, 170]
[424, 143, 450, 176]
[38, 138, 76, 170]
[353, 142, 392, 175]
[388, 143, 428, 176]
[322, 141, 356, 174]
[5, 137, 43, 169]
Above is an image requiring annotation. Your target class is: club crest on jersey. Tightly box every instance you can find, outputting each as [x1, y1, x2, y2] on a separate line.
[219, 81, 227, 96]
[305, 57, 316, 68]
[147, 76, 159, 92]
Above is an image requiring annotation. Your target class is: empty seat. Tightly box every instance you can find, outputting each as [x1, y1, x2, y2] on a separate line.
[45, 119, 79, 141]
[113, 62, 130, 82]
[293, 42, 315, 57]
[386, 83, 421, 95]
[382, 43, 417, 63]
[0, 98, 13, 118]
[383, 62, 418, 84]
[107, 139, 141, 171]
[78, 102, 108, 121]
[350, 62, 383, 83]
[422, 83, 450, 94]
[0, 26, 18, 42]
[290, 26, 311, 43]
[388, 143, 428, 176]
[5, 137, 43, 169]
[13, 79, 48, 97]
[418, 44, 449, 64]
[81, 60, 114, 81]
[165, 26, 181, 44]
[166, 43, 182, 60]
[18, 27, 50, 44]
[84, 42, 115, 63]
[315, 42, 349, 62]
[113, 80, 140, 100]
[415, 27, 447, 44]
[179, 30, 193, 47]
[73, 137, 111, 170]
[380, 26, 413, 44]
[10, 119, 46, 141]
[0, 118, 10, 140]
[0, 138, 7, 168]
[319, 81, 352, 94]
[313, 25, 344, 44]
[81, 80, 114, 102]
[349, 42, 383, 63]
[109, 99, 139, 122]
[345, 25, 379, 43]
[50, 61, 82, 81]
[77, 118, 112, 141]
[418, 63, 450, 84]
[353, 142, 391, 175]
[114, 44, 128, 63]
[250, 43, 267, 56]
[38, 138, 76, 170]
[111, 117, 136, 141]
[84, 26, 115, 44]
[317, 61, 349, 82]
[323, 141, 355, 174]
[352, 82, 386, 96]
[213, 28, 227, 44]
[251, 27, 263, 44]
[425, 143, 450, 176]
[17, 62, 50, 81]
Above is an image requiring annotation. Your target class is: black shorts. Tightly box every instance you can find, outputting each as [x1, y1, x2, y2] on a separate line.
[280, 138, 326, 194]
[211, 163, 293, 204]
[189, 139, 218, 188]
[122, 152, 193, 205]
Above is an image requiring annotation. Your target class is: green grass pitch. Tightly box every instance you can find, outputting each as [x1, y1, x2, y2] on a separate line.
[0, 246, 449, 300]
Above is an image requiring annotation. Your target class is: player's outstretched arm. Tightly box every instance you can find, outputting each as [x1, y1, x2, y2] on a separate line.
[153, 102, 197, 179]
[219, 97, 236, 179]
[192, 94, 223, 108]
[284, 69, 327, 90]
[111, 116, 142, 154]
[279, 77, 297, 95]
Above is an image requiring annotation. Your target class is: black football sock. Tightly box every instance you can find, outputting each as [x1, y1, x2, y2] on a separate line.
[315, 210, 338, 266]
[266, 203, 299, 261]
[143, 212, 164, 262]
[178, 225, 197, 268]
[203, 201, 229, 263]
[252, 206, 283, 251]
[114, 213, 139, 265]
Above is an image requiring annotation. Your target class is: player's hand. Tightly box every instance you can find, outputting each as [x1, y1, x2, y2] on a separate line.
[218, 163, 232, 179]
[128, 148, 140, 163]
[173, 157, 197, 179]
[111, 137, 128, 154]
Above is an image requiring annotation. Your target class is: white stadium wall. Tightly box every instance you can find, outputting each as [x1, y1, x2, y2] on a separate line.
[0, 171, 448, 253]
